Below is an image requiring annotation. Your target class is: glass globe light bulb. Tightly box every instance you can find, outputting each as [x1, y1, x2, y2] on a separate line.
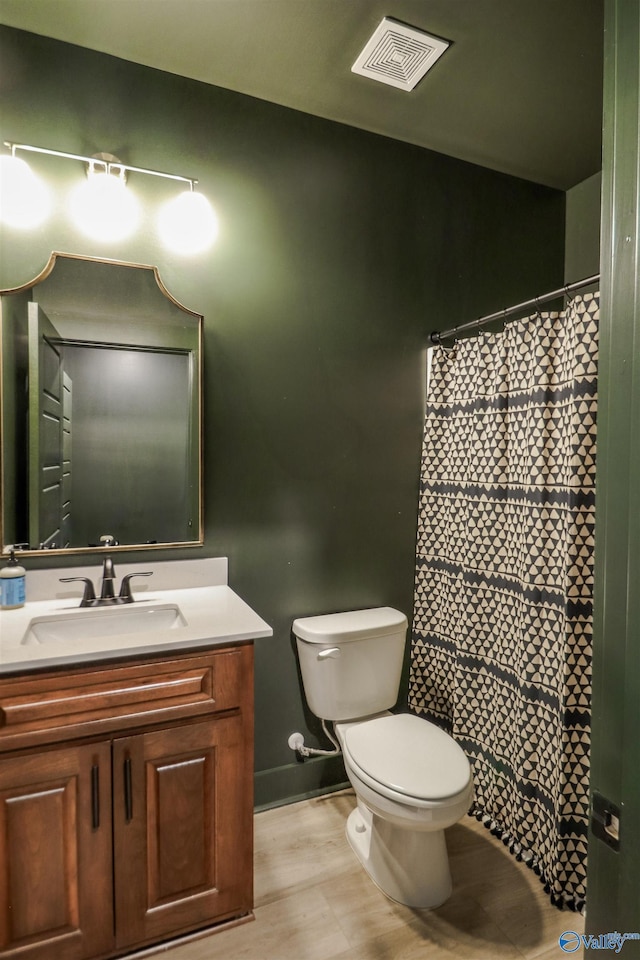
[0, 154, 52, 229]
[158, 189, 218, 256]
[69, 168, 140, 242]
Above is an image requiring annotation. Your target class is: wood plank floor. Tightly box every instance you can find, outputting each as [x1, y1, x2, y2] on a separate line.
[162, 789, 584, 960]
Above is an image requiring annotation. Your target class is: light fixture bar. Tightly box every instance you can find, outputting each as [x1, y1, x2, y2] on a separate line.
[117, 163, 195, 188]
[4, 141, 197, 188]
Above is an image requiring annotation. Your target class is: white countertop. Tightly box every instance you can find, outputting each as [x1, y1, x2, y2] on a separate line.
[0, 558, 273, 675]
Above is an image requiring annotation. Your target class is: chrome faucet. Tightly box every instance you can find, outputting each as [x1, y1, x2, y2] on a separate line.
[60, 557, 153, 607]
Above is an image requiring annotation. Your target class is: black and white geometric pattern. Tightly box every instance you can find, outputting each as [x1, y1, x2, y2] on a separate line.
[409, 293, 599, 912]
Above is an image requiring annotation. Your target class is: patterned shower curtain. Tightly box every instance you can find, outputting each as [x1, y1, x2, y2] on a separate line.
[409, 292, 599, 911]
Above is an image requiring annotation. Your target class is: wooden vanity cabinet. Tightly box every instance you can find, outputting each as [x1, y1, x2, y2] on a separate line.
[0, 642, 254, 960]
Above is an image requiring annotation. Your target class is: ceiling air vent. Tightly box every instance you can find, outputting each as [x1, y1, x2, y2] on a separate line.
[352, 17, 450, 92]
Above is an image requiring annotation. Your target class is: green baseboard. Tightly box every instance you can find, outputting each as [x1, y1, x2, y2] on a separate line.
[254, 753, 349, 811]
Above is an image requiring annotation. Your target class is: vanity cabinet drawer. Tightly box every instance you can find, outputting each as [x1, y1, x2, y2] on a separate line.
[0, 644, 252, 752]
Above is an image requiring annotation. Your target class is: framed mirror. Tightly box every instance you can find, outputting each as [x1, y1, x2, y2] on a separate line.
[1, 253, 203, 557]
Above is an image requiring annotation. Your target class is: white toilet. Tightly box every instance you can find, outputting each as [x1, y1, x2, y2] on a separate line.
[292, 606, 473, 909]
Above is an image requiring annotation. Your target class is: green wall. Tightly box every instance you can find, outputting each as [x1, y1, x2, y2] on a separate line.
[565, 171, 602, 283]
[0, 26, 566, 808]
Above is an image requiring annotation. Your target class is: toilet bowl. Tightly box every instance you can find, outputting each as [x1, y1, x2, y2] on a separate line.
[335, 712, 473, 908]
[292, 607, 473, 909]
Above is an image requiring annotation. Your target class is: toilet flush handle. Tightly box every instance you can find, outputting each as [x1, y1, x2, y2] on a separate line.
[317, 647, 341, 660]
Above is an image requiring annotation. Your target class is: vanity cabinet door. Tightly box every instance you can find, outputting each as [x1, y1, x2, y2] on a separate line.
[0, 741, 114, 960]
[112, 713, 253, 951]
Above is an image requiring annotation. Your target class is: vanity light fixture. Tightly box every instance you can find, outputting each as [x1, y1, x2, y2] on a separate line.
[158, 187, 218, 256]
[69, 156, 141, 242]
[0, 141, 218, 253]
[0, 151, 52, 229]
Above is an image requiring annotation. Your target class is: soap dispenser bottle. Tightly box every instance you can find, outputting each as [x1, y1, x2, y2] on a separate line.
[0, 550, 26, 609]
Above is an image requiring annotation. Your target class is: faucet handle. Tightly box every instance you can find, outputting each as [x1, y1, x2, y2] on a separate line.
[59, 576, 97, 608]
[118, 571, 153, 603]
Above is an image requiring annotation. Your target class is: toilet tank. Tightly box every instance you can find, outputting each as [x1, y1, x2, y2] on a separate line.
[292, 607, 408, 721]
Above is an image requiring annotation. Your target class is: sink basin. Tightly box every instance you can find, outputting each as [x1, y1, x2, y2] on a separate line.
[22, 603, 186, 646]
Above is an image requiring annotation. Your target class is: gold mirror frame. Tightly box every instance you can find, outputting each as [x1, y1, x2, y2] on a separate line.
[0, 252, 203, 558]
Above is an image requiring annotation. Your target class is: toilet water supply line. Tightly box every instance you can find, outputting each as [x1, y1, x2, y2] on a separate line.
[288, 720, 341, 760]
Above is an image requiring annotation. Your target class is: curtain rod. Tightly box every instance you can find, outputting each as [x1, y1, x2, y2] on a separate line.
[429, 273, 600, 345]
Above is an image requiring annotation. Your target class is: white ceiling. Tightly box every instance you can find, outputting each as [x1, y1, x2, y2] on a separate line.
[0, 0, 604, 190]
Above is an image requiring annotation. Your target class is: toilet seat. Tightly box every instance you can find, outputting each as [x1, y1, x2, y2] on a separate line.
[342, 713, 471, 803]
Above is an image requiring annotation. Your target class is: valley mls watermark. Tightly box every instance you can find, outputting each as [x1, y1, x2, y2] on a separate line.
[559, 931, 640, 953]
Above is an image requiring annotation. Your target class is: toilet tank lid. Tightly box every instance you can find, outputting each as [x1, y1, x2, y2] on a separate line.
[292, 607, 407, 644]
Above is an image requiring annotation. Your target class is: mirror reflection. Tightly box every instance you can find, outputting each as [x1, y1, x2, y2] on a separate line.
[1, 253, 203, 556]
